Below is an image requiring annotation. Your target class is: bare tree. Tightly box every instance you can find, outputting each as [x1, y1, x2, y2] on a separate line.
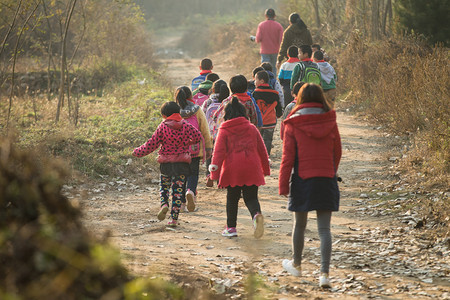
[56, 0, 77, 122]
[371, 0, 381, 40]
[312, 0, 321, 28]
[382, 0, 393, 35]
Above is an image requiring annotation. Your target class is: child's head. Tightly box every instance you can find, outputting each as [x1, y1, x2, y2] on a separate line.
[265, 8, 276, 20]
[287, 46, 299, 58]
[311, 44, 321, 53]
[200, 58, 213, 71]
[224, 96, 247, 121]
[229, 75, 248, 94]
[160, 101, 180, 118]
[291, 81, 306, 98]
[252, 66, 265, 79]
[298, 45, 313, 59]
[313, 50, 324, 62]
[174, 86, 192, 109]
[297, 83, 331, 112]
[212, 79, 230, 102]
[206, 72, 219, 82]
[260, 62, 273, 72]
[255, 70, 269, 86]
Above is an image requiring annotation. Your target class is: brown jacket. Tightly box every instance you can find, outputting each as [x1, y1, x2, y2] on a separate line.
[277, 25, 313, 64]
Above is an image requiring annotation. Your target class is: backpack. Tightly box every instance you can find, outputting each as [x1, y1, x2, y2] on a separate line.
[193, 92, 209, 106]
[301, 64, 321, 85]
[256, 99, 277, 126]
[205, 102, 221, 140]
[184, 114, 202, 157]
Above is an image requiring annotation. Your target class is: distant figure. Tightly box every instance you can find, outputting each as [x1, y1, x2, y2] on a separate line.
[312, 44, 330, 62]
[175, 86, 213, 213]
[279, 83, 341, 288]
[253, 8, 284, 74]
[313, 50, 337, 108]
[191, 58, 213, 91]
[276, 13, 313, 69]
[132, 102, 202, 227]
[252, 70, 282, 156]
[260, 62, 285, 107]
[290, 45, 321, 89]
[209, 97, 270, 238]
[278, 45, 301, 106]
[201, 79, 230, 187]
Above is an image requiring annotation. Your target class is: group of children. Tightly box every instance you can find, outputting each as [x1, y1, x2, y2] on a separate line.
[132, 44, 341, 288]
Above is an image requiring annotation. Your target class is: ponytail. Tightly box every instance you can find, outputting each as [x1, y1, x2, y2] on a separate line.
[224, 97, 247, 121]
[175, 86, 192, 109]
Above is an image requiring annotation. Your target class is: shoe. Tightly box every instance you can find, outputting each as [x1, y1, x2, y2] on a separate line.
[186, 190, 196, 212]
[253, 213, 264, 239]
[167, 219, 178, 227]
[221, 227, 237, 237]
[319, 273, 331, 288]
[180, 203, 189, 213]
[206, 175, 214, 187]
[157, 204, 169, 221]
[282, 259, 301, 277]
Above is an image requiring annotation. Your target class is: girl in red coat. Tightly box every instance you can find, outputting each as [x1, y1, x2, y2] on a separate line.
[209, 97, 270, 238]
[279, 83, 341, 288]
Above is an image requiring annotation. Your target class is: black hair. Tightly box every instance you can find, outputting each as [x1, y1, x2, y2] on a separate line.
[200, 58, 213, 70]
[212, 79, 230, 102]
[255, 70, 269, 84]
[311, 43, 321, 50]
[313, 50, 324, 60]
[292, 81, 305, 97]
[288, 46, 298, 58]
[229, 75, 248, 94]
[174, 86, 192, 109]
[299, 44, 313, 58]
[265, 8, 275, 19]
[260, 62, 273, 72]
[206, 72, 219, 82]
[252, 66, 265, 77]
[289, 13, 307, 30]
[161, 101, 180, 117]
[224, 97, 247, 121]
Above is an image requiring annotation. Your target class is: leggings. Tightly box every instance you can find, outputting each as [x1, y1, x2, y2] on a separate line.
[292, 210, 332, 273]
[186, 157, 200, 196]
[160, 174, 186, 220]
[226, 185, 261, 228]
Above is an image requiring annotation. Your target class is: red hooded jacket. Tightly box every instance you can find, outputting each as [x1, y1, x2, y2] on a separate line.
[279, 103, 341, 195]
[210, 117, 270, 188]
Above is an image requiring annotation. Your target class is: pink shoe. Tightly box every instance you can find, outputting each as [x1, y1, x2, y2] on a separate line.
[167, 219, 178, 227]
[222, 227, 237, 237]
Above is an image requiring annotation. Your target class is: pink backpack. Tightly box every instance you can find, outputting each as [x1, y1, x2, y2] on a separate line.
[193, 93, 209, 107]
[184, 114, 203, 157]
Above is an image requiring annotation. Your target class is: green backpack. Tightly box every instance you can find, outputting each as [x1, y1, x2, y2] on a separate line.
[301, 65, 321, 85]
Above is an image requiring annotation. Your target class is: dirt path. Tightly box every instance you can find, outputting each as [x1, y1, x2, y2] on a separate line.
[74, 44, 449, 299]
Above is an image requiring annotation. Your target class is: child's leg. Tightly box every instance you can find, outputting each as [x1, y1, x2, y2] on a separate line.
[226, 186, 242, 228]
[241, 185, 261, 217]
[292, 211, 308, 266]
[170, 174, 186, 221]
[282, 83, 293, 107]
[316, 210, 332, 274]
[260, 128, 275, 156]
[187, 157, 201, 194]
[159, 174, 171, 206]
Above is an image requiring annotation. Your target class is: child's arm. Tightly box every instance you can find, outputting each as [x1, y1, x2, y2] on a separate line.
[132, 125, 163, 157]
[209, 128, 227, 181]
[333, 125, 342, 173]
[279, 128, 296, 195]
[250, 94, 263, 127]
[255, 128, 270, 176]
[290, 64, 301, 89]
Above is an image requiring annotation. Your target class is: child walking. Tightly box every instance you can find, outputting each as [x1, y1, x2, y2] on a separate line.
[313, 51, 337, 108]
[278, 46, 300, 107]
[278, 83, 341, 288]
[175, 86, 213, 212]
[209, 97, 270, 238]
[132, 102, 202, 227]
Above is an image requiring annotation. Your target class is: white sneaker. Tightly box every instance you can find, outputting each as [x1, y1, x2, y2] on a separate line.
[180, 203, 189, 213]
[319, 273, 331, 288]
[282, 259, 301, 277]
[186, 190, 196, 212]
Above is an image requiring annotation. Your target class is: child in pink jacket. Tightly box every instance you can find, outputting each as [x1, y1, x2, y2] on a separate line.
[133, 102, 202, 227]
[209, 97, 270, 239]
